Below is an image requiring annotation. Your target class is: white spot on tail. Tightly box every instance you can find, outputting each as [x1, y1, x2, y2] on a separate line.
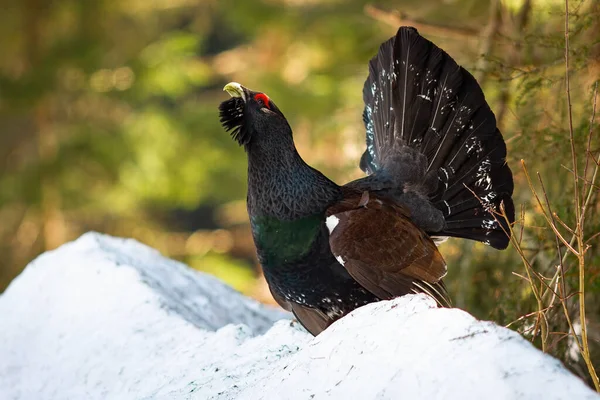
[326, 215, 340, 233]
[418, 94, 432, 101]
[443, 200, 451, 215]
[482, 219, 497, 235]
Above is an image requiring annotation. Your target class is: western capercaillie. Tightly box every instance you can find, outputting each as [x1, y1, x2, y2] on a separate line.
[219, 26, 514, 336]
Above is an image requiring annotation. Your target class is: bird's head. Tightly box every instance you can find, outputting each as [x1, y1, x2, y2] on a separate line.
[219, 82, 290, 148]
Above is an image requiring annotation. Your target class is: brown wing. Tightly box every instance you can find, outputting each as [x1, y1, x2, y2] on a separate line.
[326, 191, 451, 307]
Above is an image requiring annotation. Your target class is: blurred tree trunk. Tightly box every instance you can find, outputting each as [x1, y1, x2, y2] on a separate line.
[474, 0, 501, 85]
[496, 0, 532, 127]
[24, 0, 66, 251]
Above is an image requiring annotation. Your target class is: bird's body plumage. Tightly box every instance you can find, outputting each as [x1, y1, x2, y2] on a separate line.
[219, 27, 514, 335]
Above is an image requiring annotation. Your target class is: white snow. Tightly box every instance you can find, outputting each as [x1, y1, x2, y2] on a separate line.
[0, 232, 598, 400]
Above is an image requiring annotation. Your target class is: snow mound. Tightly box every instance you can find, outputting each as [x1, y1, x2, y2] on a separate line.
[0, 232, 597, 400]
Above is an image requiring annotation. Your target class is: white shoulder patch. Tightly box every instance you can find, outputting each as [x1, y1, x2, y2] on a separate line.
[432, 236, 449, 246]
[326, 215, 340, 234]
[335, 255, 346, 266]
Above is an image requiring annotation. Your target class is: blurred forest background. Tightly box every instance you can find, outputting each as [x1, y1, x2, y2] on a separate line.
[0, 0, 599, 388]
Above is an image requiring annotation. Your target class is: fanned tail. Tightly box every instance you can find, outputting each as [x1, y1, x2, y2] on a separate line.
[360, 27, 514, 249]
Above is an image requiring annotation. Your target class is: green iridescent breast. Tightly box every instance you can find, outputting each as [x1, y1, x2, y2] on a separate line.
[250, 214, 323, 266]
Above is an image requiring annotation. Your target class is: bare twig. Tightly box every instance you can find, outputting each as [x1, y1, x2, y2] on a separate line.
[579, 82, 599, 231]
[564, 0, 599, 390]
[521, 161, 578, 255]
[502, 202, 548, 348]
[552, 212, 577, 236]
[538, 171, 583, 365]
[582, 82, 599, 193]
[537, 175, 568, 309]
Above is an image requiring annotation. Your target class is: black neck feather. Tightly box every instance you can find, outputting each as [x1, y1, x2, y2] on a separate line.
[246, 136, 341, 221]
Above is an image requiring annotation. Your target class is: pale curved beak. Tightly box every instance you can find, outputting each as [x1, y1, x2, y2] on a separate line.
[223, 82, 246, 101]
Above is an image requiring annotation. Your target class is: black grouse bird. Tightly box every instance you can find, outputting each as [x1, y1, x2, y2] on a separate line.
[219, 27, 514, 335]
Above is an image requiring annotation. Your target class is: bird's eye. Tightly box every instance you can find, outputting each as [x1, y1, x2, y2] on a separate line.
[253, 93, 271, 109]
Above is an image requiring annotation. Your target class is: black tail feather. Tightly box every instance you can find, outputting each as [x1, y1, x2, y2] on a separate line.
[360, 27, 514, 249]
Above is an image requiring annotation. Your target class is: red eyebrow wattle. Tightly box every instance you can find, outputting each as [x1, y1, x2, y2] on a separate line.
[254, 93, 271, 109]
